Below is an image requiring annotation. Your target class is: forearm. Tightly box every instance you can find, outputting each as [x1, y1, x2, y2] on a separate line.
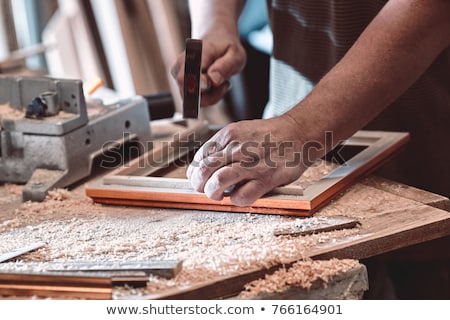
[188, 0, 246, 38]
[285, 0, 450, 158]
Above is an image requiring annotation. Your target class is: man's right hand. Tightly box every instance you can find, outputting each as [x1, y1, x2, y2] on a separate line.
[170, 27, 247, 107]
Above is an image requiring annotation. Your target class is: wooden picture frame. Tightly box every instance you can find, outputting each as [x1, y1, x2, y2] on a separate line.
[85, 120, 410, 217]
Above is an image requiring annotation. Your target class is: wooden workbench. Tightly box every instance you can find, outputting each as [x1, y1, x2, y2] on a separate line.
[1, 175, 449, 299]
[1, 122, 450, 300]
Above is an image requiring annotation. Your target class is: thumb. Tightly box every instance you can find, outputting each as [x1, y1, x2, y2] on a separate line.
[204, 46, 246, 87]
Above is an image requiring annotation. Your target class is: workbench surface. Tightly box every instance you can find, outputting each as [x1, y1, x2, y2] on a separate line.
[1, 122, 450, 299]
[1, 172, 449, 299]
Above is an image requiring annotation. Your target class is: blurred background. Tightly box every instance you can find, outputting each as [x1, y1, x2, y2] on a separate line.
[0, 0, 272, 121]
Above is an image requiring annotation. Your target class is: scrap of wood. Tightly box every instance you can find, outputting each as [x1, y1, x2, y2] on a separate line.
[0, 242, 46, 263]
[0, 271, 114, 299]
[273, 216, 360, 237]
[0, 269, 155, 299]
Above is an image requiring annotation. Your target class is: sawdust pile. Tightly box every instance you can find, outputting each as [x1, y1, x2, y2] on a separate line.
[0, 103, 23, 120]
[0, 184, 22, 207]
[238, 258, 360, 298]
[3, 184, 23, 197]
[45, 188, 71, 201]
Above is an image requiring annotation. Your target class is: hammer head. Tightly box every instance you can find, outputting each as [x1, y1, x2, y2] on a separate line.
[183, 39, 202, 119]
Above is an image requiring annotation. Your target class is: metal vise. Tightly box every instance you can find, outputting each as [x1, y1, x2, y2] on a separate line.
[0, 76, 152, 202]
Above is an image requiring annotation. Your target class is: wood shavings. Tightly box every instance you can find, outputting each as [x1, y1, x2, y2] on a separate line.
[45, 188, 71, 201]
[0, 103, 23, 120]
[238, 258, 360, 299]
[3, 184, 23, 197]
[0, 183, 23, 206]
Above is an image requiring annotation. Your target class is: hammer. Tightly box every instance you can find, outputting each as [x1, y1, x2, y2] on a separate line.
[183, 39, 211, 119]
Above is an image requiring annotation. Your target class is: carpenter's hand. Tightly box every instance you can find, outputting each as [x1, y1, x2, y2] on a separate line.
[186, 115, 311, 206]
[170, 28, 246, 107]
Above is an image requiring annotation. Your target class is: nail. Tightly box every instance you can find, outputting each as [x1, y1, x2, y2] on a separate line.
[209, 71, 224, 85]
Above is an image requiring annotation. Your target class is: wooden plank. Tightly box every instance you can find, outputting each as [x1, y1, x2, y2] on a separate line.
[362, 176, 450, 211]
[0, 272, 113, 299]
[15, 260, 182, 279]
[0, 284, 112, 300]
[114, 0, 170, 94]
[86, 130, 410, 216]
[311, 211, 450, 260]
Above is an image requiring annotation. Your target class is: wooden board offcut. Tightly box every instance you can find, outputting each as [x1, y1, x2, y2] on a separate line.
[86, 129, 410, 216]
